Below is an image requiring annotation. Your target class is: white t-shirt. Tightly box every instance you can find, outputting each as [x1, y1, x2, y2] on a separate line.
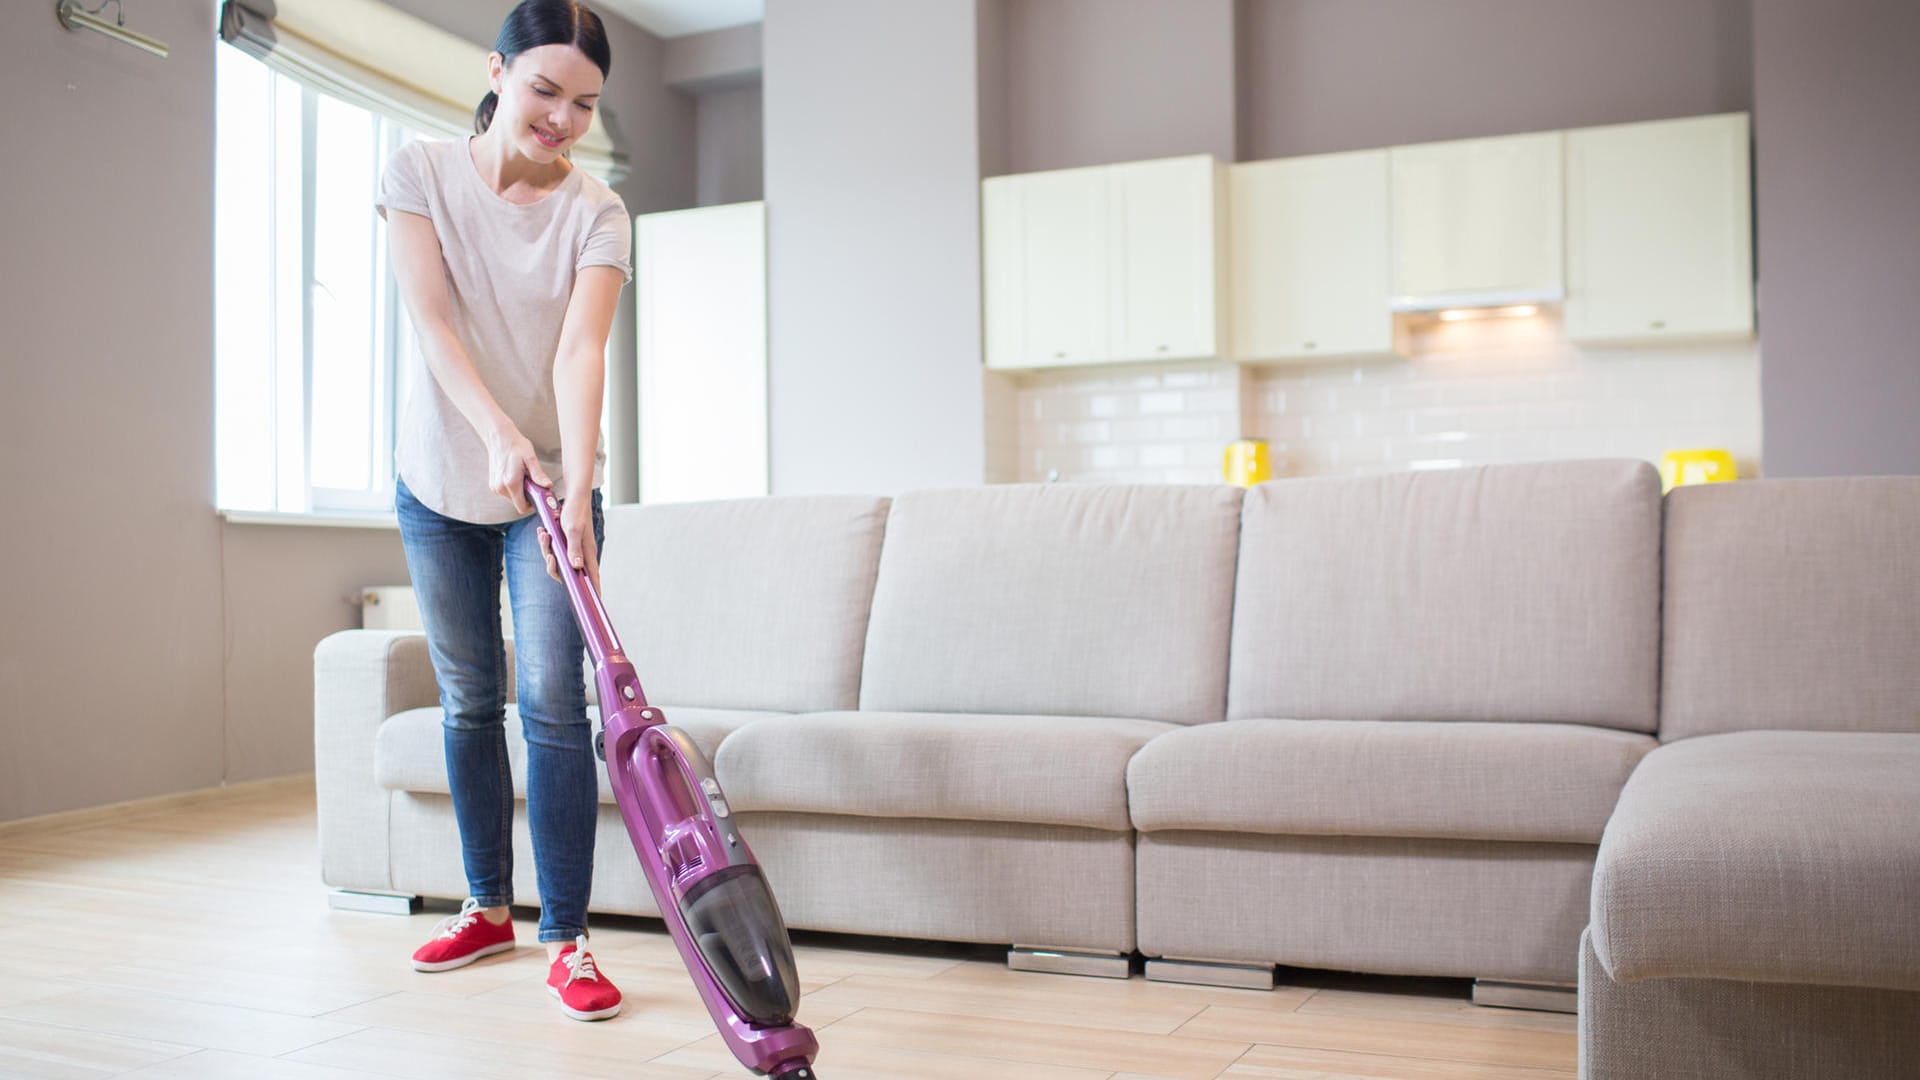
[375, 136, 631, 524]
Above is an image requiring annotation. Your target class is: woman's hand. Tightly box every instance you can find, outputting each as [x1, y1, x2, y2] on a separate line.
[485, 421, 551, 514]
[537, 495, 599, 594]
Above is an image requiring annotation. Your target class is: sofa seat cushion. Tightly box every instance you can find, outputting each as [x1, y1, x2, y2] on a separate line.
[1128, 718, 1655, 843]
[715, 711, 1176, 831]
[375, 704, 782, 803]
[1592, 730, 1920, 991]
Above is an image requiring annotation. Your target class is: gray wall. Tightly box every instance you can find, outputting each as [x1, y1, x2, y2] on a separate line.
[1752, 0, 1920, 477]
[696, 85, 765, 205]
[763, 0, 989, 494]
[1240, 0, 1752, 159]
[977, 0, 1009, 178]
[661, 25, 765, 208]
[0, 0, 228, 822]
[0, 0, 690, 823]
[220, 527, 409, 781]
[991, 0, 1749, 171]
[998, 0, 1236, 173]
[664, 22, 762, 93]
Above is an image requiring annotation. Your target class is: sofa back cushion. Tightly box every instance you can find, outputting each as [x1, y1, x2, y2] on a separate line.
[1661, 477, 1920, 740]
[1228, 460, 1663, 732]
[858, 484, 1243, 724]
[599, 495, 890, 713]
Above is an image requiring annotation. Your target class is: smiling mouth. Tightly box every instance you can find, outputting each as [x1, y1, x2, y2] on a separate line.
[532, 126, 564, 148]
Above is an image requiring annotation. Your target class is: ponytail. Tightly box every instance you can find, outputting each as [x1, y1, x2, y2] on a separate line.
[474, 89, 500, 134]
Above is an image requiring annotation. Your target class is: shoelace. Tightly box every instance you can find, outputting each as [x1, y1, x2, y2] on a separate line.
[431, 897, 484, 940]
[563, 934, 600, 984]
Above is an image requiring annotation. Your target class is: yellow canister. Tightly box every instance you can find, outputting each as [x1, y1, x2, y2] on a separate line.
[1660, 448, 1738, 494]
[1224, 438, 1273, 487]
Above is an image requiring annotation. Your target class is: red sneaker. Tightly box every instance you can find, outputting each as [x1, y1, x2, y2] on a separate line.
[411, 899, 516, 972]
[548, 936, 622, 1021]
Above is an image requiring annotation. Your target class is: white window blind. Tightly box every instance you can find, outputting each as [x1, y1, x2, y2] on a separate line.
[218, 0, 627, 184]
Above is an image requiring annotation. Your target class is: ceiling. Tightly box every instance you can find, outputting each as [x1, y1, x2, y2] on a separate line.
[593, 0, 763, 39]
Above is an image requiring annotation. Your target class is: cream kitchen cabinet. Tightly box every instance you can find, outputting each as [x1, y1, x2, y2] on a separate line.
[1565, 112, 1754, 344]
[1389, 130, 1565, 310]
[1229, 149, 1393, 361]
[983, 155, 1223, 369]
[1109, 156, 1226, 361]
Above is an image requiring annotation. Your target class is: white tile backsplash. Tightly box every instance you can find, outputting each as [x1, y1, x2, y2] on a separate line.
[1001, 361, 1242, 483]
[993, 317, 1762, 483]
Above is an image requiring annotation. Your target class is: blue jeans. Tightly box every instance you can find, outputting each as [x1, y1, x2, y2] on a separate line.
[394, 477, 605, 943]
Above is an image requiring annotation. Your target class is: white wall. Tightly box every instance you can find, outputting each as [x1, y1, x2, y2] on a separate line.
[762, 0, 989, 494]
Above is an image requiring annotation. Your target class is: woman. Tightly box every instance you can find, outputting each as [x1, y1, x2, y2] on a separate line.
[374, 0, 629, 1022]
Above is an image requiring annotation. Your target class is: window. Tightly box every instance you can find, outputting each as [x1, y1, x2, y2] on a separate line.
[215, 40, 424, 515]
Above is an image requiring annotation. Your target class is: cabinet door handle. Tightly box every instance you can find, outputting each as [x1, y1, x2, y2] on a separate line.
[1054, 351, 1068, 359]
[1302, 340, 1317, 350]
[1156, 344, 1169, 352]
[1649, 320, 1667, 330]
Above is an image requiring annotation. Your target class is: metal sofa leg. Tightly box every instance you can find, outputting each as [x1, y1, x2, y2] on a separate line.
[1473, 978, 1577, 1013]
[1007, 945, 1133, 980]
[327, 889, 423, 915]
[1144, 957, 1277, 990]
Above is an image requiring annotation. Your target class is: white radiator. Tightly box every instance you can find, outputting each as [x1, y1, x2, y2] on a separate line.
[361, 585, 514, 639]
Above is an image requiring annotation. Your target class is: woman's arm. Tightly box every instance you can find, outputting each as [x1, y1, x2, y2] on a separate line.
[541, 264, 626, 589]
[387, 208, 551, 513]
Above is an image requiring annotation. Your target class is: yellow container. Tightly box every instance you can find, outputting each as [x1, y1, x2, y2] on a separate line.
[1660, 448, 1737, 493]
[1224, 438, 1273, 487]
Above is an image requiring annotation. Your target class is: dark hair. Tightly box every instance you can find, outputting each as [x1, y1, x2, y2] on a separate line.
[475, 0, 612, 135]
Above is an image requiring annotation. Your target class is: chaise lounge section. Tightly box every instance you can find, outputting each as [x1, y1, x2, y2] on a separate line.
[1580, 478, 1920, 1078]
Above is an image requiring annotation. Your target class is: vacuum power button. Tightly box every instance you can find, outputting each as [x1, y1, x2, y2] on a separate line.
[699, 777, 731, 818]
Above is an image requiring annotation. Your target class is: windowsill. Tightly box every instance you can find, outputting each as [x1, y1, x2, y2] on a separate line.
[219, 508, 399, 530]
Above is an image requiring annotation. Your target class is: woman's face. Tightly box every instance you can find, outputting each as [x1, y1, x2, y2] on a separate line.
[487, 43, 603, 162]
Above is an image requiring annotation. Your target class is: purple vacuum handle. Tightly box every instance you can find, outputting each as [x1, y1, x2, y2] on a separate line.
[522, 476, 630, 687]
[526, 476, 818, 1076]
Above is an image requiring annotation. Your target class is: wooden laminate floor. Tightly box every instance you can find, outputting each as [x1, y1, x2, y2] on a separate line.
[0, 780, 1576, 1079]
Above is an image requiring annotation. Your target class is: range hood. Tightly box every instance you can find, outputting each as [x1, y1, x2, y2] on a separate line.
[1389, 285, 1565, 314]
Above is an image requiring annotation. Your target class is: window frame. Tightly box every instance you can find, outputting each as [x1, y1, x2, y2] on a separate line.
[216, 40, 421, 519]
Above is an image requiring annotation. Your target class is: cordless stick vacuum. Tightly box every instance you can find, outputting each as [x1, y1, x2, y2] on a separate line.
[526, 478, 821, 1080]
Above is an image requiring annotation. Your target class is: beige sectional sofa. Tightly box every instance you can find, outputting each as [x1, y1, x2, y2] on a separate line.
[315, 460, 1919, 1075]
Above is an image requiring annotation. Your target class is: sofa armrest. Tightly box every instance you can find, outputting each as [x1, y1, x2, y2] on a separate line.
[314, 630, 440, 892]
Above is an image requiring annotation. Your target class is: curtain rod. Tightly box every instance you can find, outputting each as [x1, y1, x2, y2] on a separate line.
[56, 0, 170, 58]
